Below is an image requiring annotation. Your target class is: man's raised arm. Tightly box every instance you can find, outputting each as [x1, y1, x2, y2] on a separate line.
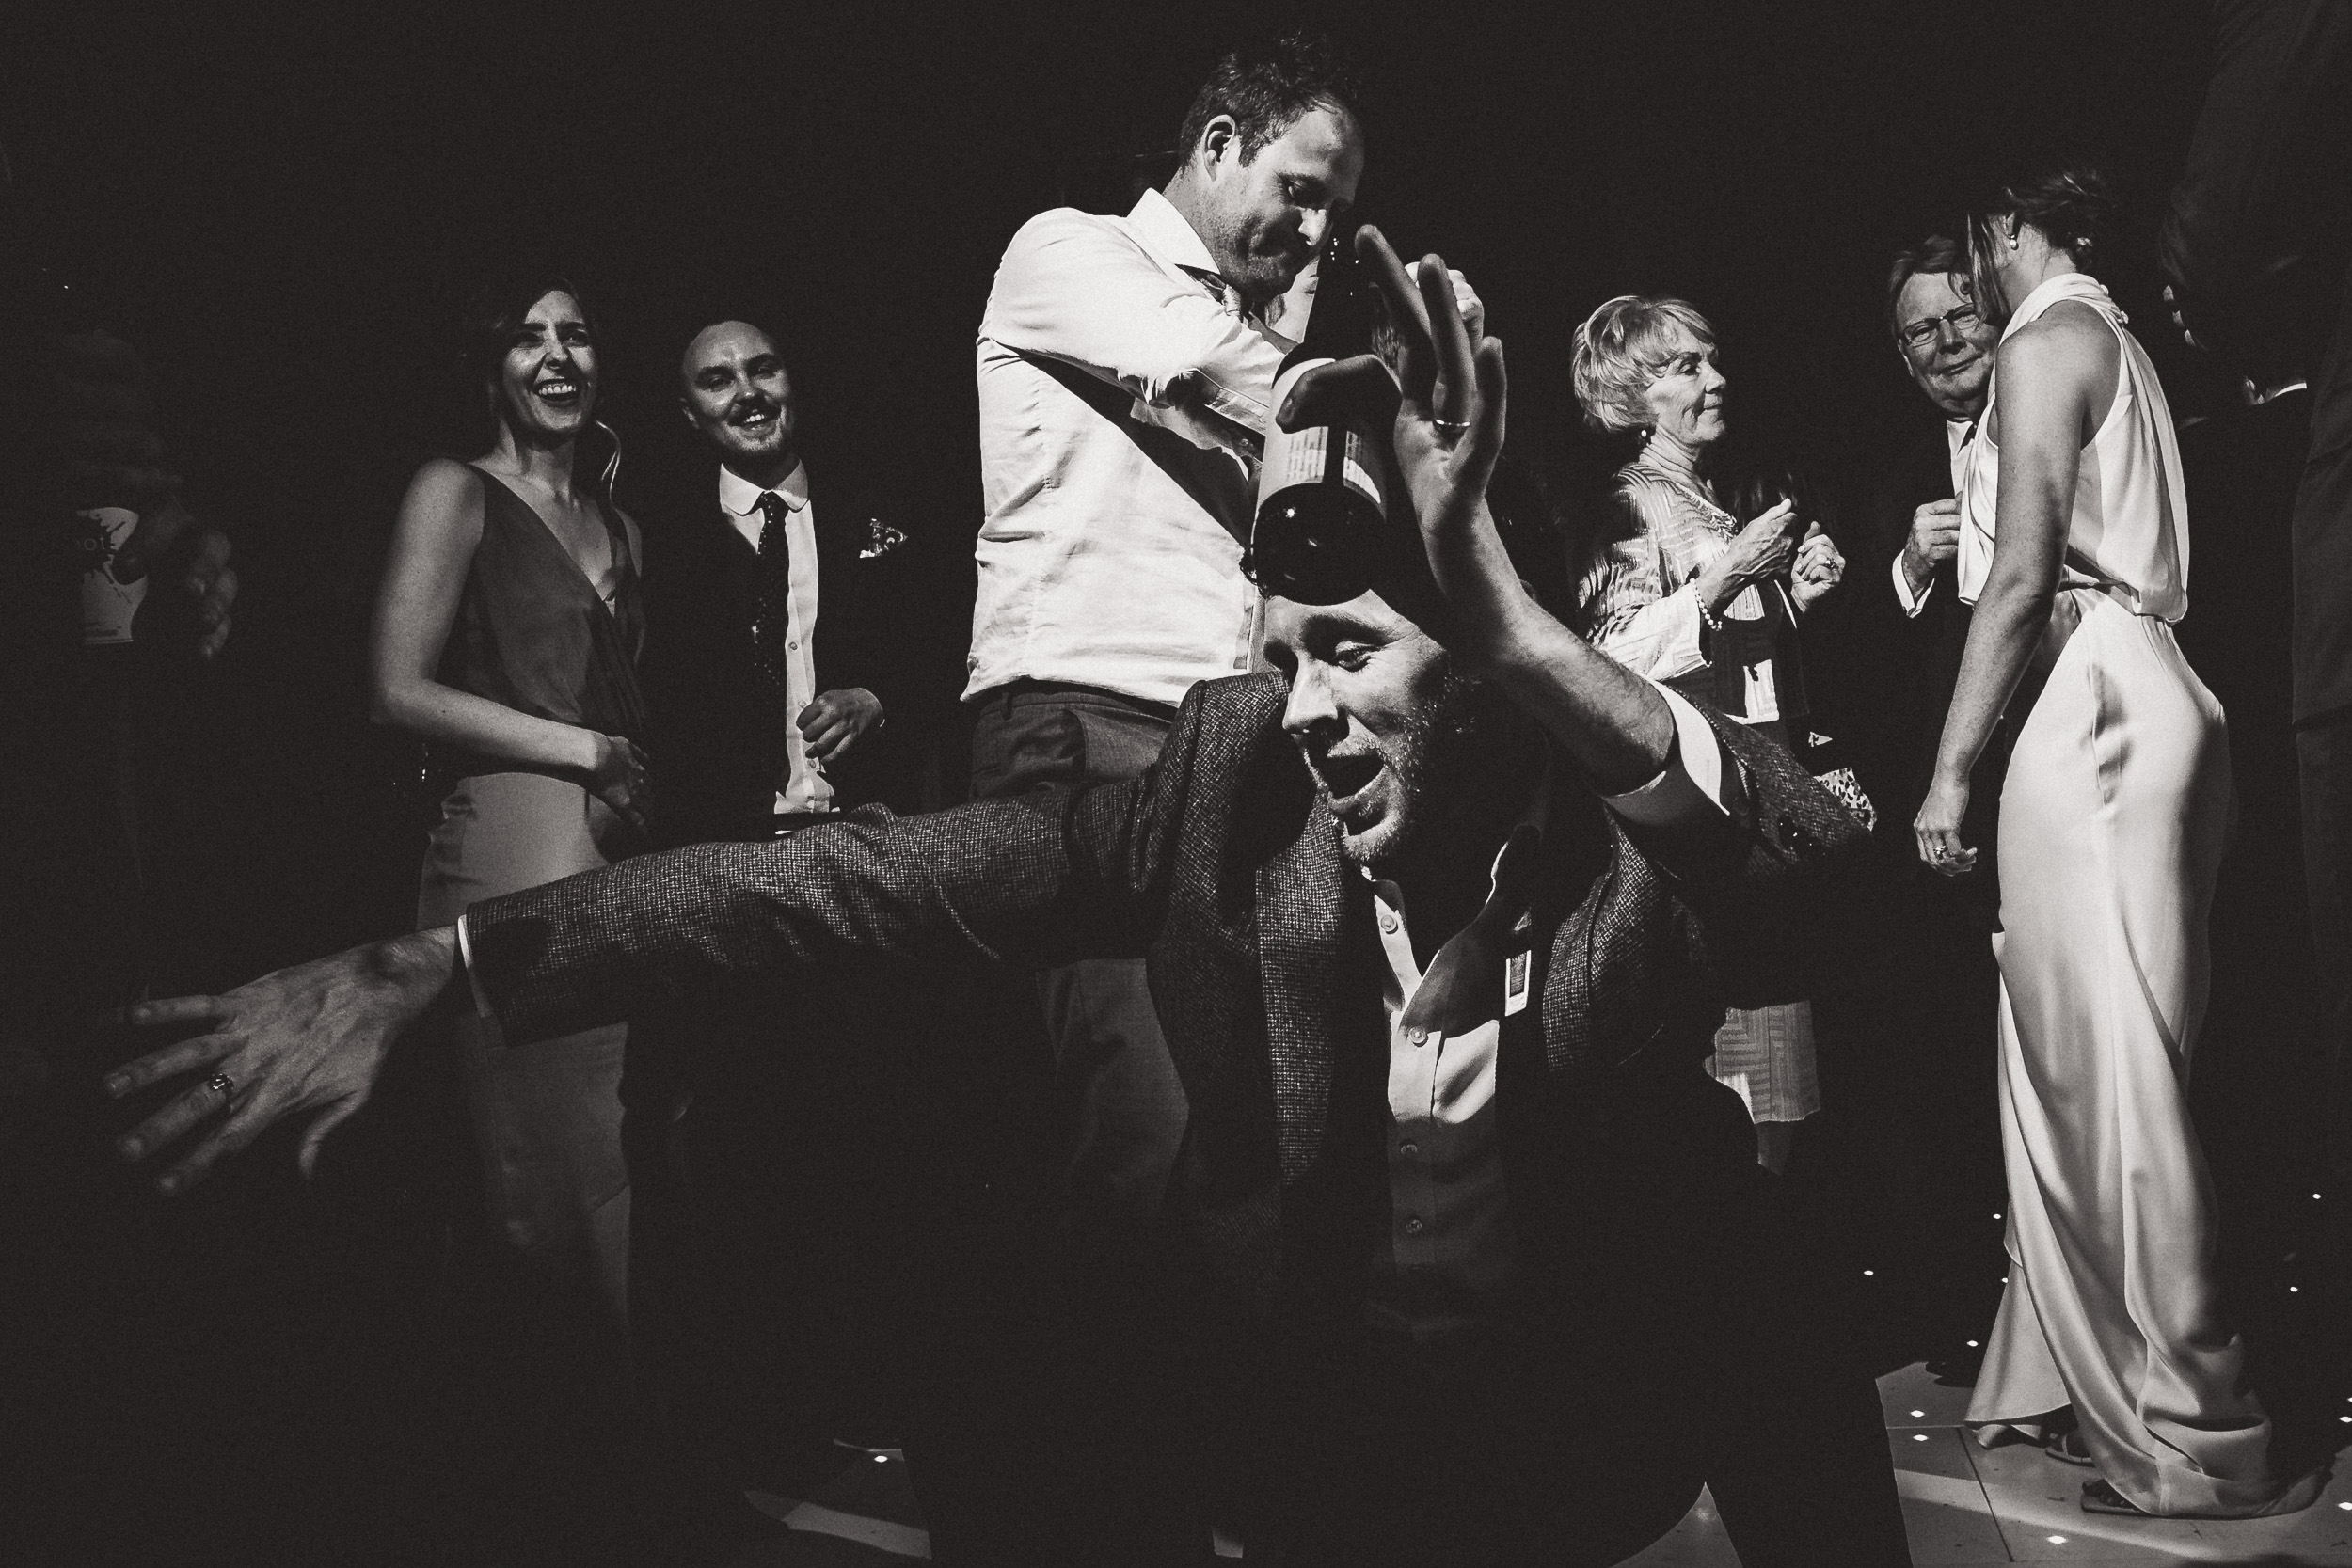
[1299, 228, 1687, 799]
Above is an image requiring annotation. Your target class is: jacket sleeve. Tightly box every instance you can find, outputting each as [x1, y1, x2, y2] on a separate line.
[1614, 705, 1886, 1011]
[462, 684, 1206, 1044]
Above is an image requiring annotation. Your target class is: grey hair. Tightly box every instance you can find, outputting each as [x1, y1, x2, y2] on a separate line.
[1570, 294, 1718, 435]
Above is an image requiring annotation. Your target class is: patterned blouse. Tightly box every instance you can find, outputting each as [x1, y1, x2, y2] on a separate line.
[1573, 460, 1798, 725]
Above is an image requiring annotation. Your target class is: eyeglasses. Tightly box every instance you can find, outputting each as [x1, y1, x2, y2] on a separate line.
[1896, 302, 1983, 352]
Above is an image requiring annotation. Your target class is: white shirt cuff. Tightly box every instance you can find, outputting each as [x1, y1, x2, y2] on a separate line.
[1604, 686, 1735, 828]
[453, 912, 495, 1020]
[1891, 552, 1934, 617]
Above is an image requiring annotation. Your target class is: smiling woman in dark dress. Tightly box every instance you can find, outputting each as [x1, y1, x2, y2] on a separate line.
[366, 277, 649, 1367]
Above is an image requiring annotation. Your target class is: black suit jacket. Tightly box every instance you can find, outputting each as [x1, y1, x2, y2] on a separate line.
[1838, 416, 2007, 919]
[469, 674, 1868, 1331]
[638, 469, 902, 843]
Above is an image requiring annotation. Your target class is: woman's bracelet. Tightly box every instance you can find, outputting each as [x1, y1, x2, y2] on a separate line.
[1692, 581, 1724, 635]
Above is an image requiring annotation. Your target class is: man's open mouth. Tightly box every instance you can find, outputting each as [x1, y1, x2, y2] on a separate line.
[1315, 752, 1382, 806]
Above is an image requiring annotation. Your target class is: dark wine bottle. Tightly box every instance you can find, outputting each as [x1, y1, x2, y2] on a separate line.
[1243, 223, 1387, 604]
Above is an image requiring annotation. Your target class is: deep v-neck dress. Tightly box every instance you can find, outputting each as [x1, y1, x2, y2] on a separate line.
[416, 465, 647, 1338]
[428, 467, 644, 779]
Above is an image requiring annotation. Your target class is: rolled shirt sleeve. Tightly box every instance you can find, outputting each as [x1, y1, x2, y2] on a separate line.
[1603, 685, 1742, 828]
[453, 912, 496, 1019]
[985, 205, 1285, 448]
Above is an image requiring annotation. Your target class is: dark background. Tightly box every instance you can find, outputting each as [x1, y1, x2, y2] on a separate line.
[5, 1, 2335, 1560]
[1, 0, 2249, 965]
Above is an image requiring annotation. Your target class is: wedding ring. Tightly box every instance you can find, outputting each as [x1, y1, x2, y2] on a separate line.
[1433, 419, 1470, 435]
[207, 1071, 235, 1102]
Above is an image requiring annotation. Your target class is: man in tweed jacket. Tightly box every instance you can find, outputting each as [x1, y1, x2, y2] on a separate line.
[112, 239, 1907, 1566]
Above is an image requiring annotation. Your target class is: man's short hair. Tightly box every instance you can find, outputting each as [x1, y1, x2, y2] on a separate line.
[676, 312, 786, 386]
[1569, 294, 1717, 435]
[1884, 235, 1967, 341]
[1175, 29, 1362, 166]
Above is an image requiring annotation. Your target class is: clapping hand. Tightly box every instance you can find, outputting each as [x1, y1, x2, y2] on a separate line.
[1791, 524, 1845, 611]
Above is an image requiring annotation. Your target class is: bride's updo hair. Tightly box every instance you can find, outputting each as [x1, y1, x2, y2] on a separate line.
[1966, 160, 2120, 322]
[1570, 294, 1718, 435]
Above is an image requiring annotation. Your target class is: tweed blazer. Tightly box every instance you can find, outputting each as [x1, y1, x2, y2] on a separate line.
[466, 671, 1868, 1317]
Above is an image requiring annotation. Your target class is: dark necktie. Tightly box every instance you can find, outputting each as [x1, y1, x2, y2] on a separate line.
[751, 490, 793, 702]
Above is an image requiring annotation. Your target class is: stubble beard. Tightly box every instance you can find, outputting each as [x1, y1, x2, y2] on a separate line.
[1333, 671, 1502, 872]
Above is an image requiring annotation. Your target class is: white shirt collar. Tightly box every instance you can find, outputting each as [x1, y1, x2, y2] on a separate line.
[1125, 186, 1222, 280]
[720, 459, 809, 518]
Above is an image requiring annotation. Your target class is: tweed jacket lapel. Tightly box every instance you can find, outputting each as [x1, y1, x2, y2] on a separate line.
[1253, 794, 1348, 1185]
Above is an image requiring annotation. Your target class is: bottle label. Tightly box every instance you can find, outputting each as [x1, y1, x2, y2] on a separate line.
[76, 507, 147, 645]
[1259, 359, 1384, 512]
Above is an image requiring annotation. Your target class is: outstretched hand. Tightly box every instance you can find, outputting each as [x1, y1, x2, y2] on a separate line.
[103, 928, 461, 1194]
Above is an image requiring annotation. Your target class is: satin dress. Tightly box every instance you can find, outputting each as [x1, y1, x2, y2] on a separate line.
[1958, 274, 2285, 1515]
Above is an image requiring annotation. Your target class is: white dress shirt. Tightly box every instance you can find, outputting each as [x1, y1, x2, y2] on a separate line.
[719, 461, 833, 816]
[967, 187, 1290, 707]
[1888, 416, 1977, 618]
[1365, 687, 1737, 1339]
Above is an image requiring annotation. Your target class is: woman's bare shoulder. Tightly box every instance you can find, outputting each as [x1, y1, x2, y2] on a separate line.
[404, 455, 485, 499]
[1998, 301, 2117, 384]
[394, 457, 489, 542]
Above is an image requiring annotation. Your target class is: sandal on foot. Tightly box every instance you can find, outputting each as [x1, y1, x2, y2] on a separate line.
[2081, 1478, 2144, 1515]
[2044, 1426, 2093, 1466]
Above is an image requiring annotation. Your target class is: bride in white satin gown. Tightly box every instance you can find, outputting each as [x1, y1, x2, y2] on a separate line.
[1912, 164, 2317, 1519]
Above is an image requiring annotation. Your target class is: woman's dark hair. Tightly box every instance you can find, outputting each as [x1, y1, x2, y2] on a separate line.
[1175, 28, 1363, 165]
[1966, 161, 2120, 322]
[460, 270, 622, 499]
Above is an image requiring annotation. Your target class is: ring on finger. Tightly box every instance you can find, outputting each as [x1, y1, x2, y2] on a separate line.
[207, 1070, 235, 1103]
[1433, 418, 1470, 436]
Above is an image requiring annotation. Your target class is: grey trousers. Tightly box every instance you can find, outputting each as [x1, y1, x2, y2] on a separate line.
[967, 681, 1188, 1220]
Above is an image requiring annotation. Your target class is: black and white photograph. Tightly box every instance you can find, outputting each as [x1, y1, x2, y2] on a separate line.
[7, 3, 2352, 1562]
